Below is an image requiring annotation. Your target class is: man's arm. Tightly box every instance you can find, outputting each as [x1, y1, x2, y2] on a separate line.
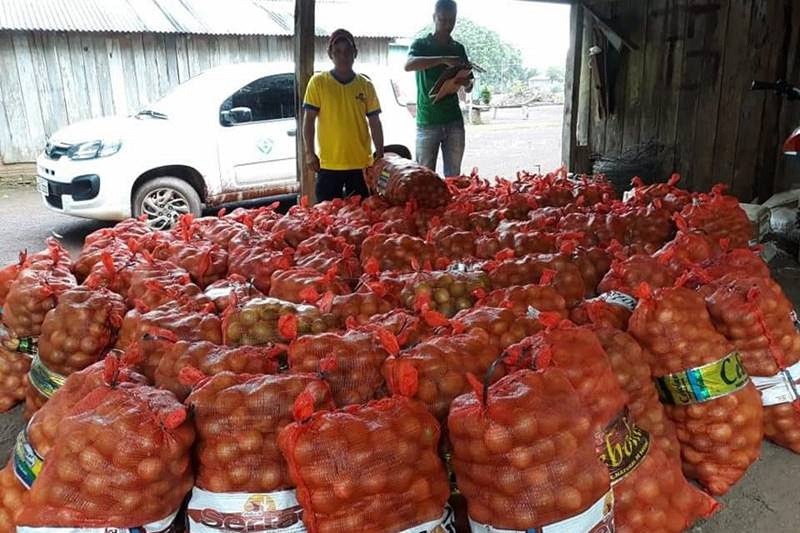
[368, 114, 384, 160]
[405, 55, 464, 72]
[302, 108, 320, 172]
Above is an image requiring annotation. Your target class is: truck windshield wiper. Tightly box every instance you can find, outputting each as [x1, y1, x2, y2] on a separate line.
[136, 109, 168, 119]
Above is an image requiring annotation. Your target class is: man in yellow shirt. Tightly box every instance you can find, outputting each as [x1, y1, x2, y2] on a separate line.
[303, 29, 384, 201]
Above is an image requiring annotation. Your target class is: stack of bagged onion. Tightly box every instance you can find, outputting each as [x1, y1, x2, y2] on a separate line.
[227, 232, 294, 293]
[153, 238, 228, 288]
[370, 153, 451, 208]
[203, 274, 264, 313]
[451, 306, 541, 352]
[320, 292, 395, 329]
[480, 284, 568, 317]
[428, 225, 477, 260]
[126, 258, 209, 310]
[222, 297, 327, 346]
[0, 347, 30, 412]
[400, 270, 490, 318]
[360, 233, 437, 273]
[268, 267, 351, 304]
[597, 255, 676, 295]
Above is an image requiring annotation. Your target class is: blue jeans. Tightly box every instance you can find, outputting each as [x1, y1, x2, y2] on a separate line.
[415, 120, 465, 177]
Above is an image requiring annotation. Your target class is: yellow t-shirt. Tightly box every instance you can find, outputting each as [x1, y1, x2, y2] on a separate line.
[303, 71, 381, 170]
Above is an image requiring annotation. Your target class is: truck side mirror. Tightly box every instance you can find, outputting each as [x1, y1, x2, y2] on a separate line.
[222, 107, 253, 125]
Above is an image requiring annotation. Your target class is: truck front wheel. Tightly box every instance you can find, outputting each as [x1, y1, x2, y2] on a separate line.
[132, 177, 202, 229]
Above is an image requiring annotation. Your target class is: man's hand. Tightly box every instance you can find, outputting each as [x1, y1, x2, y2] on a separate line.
[305, 152, 320, 173]
[441, 56, 466, 67]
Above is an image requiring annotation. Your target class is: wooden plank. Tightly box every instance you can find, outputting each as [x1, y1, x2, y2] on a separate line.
[773, 0, 800, 193]
[257, 36, 269, 59]
[141, 33, 161, 104]
[28, 33, 59, 138]
[107, 37, 129, 114]
[164, 35, 180, 88]
[153, 34, 171, 97]
[562, 3, 584, 170]
[38, 33, 69, 129]
[12, 32, 48, 156]
[655, 0, 688, 180]
[589, 24, 607, 156]
[79, 33, 104, 118]
[242, 36, 261, 63]
[118, 34, 143, 111]
[637, 0, 668, 169]
[0, 32, 27, 162]
[66, 33, 92, 121]
[753, 0, 788, 202]
[602, 1, 629, 159]
[621, 0, 647, 153]
[576, 10, 592, 148]
[296, 0, 315, 203]
[688, 1, 730, 194]
[175, 35, 191, 83]
[92, 35, 115, 116]
[52, 33, 80, 124]
[713, 0, 753, 199]
[208, 36, 222, 68]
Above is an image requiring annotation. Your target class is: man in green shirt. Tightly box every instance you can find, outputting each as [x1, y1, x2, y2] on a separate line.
[405, 0, 472, 177]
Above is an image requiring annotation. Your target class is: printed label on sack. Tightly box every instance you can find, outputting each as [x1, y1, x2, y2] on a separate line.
[186, 487, 305, 532]
[0, 324, 38, 357]
[655, 351, 749, 405]
[397, 505, 456, 533]
[376, 169, 391, 196]
[596, 291, 637, 312]
[17, 509, 179, 533]
[468, 491, 614, 533]
[448, 262, 482, 273]
[751, 360, 800, 407]
[599, 408, 650, 484]
[527, 306, 541, 319]
[13, 426, 43, 489]
[28, 355, 66, 399]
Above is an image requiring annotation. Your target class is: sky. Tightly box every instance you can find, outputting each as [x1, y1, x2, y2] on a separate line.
[377, 0, 572, 71]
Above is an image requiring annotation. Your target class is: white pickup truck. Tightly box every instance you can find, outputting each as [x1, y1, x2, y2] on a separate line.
[35, 62, 415, 229]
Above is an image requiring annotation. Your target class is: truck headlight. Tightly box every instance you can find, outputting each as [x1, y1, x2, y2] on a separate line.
[67, 139, 122, 160]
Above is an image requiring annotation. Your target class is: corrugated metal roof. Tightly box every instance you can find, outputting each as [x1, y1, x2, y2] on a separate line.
[0, 0, 414, 37]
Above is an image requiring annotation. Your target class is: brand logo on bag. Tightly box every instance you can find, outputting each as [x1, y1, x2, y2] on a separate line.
[377, 169, 391, 195]
[597, 291, 637, 312]
[187, 492, 304, 532]
[28, 355, 66, 399]
[13, 427, 43, 489]
[655, 351, 749, 405]
[0, 324, 38, 357]
[598, 408, 650, 484]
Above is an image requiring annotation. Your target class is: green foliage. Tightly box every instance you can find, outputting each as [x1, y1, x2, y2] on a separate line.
[546, 65, 565, 82]
[479, 86, 492, 105]
[416, 18, 528, 92]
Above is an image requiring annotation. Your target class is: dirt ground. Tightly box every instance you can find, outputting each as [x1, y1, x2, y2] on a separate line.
[1, 109, 800, 530]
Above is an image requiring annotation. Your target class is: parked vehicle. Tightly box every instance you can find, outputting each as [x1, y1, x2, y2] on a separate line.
[35, 62, 415, 229]
[751, 79, 800, 188]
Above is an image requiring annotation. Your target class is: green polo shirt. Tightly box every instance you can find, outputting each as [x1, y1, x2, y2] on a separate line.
[409, 34, 469, 126]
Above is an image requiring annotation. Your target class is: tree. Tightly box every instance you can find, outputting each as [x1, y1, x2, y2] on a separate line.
[416, 18, 527, 93]
[546, 65, 565, 82]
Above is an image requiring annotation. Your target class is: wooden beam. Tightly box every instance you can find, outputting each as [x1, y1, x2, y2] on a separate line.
[562, 3, 584, 171]
[295, 0, 315, 204]
[582, 2, 638, 51]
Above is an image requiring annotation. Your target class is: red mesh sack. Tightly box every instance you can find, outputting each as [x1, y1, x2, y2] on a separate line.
[0, 347, 30, 412]
[619, 205, 675, 251]
[598, 255, 675, 295]
[278, 396, 451, 533]
[360, 233, 437, 273]
[497, 230, 558, 257]
[268, 267, 351, 305]
[627, 174, 693, 213]
[570, 292, 636, 331]
[16, 383, 194, 529]
[186, 372, 333, 494]
[288, 329, 395, 406]
[37, 286, 126, 376]
[369, 309, 432, 349]
[0, 252, 26, 306]
[628, 285, 763, 494]
[75, 219, 152, 281]
[653, 230, 720, 277]
[591, 326, 682, 460]
[154, 340, 280, 401]
[270, 211, 330, 248]
[222, 297, 328, 346]
[704, 275, 800, 453]
[507, 324, 719, 532]
[153, 237, 228, 289]
[126, 256, 210, 310]
[2, 249, 76, 339]
[383, 329, 504, 422]
[399, 270, 490, 318]
[679, 186, 753, 248]
[227, 231, 295, 293]
[486, 253, 585, 307]
[83, 245, 149, 297]
[320, 292, 396, 329]
[480, 284, 568, 317]
[369, 154, 451, 207]
[448, 368, 613, 531]
[702, 248, 771, 280]
[450, 306, 542, 352]
[295, 248, 363, 284]
[428, 225, 477, 260]
[0, 459, 26, 533]
[204, 274, 264, 313]
[190, 214, 249, 249]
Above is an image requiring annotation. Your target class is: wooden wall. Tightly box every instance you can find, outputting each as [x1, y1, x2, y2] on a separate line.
[0, 31, 390, 164]
[570, 0, 800, 200]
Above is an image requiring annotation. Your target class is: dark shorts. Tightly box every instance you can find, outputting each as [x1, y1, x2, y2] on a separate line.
[316, 168, 370, 201]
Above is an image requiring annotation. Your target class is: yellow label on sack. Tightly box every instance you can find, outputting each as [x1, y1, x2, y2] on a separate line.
[655, 352, 749, 405]
[28, 355, 66, 399]
[599, 408, 650, 484]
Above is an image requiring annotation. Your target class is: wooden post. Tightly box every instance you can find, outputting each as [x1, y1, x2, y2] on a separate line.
[295, 0, 315, 204]
[562, 3, 584, 171]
